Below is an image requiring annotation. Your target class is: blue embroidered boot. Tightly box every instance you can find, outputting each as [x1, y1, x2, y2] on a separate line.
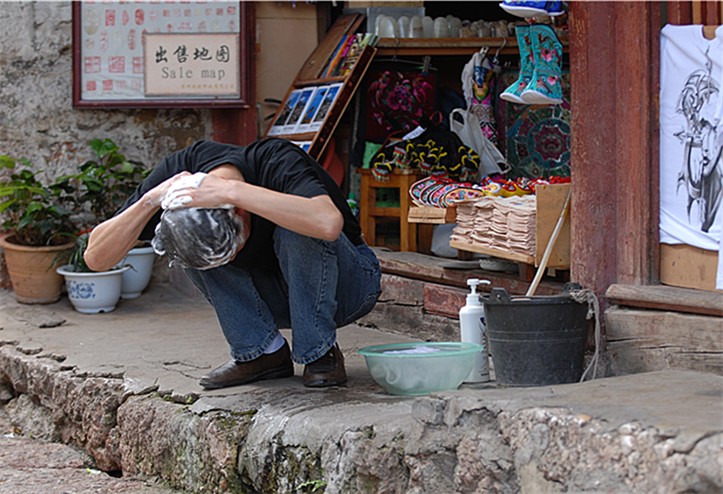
[500, 25, 534, 104]
[499, 1, 564, 19]
[521, 23, 563, 105]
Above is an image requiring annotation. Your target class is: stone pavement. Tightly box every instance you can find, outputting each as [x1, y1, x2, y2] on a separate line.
[0, 439, 164, 494]
[0, 410, 180, 494]
[0, 282, 721, 493]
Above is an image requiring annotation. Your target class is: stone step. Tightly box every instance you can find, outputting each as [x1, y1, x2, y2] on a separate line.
[0, 285, 721, 493]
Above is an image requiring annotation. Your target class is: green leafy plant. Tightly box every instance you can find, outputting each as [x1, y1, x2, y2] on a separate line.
[0, 155, 76, 246]
[53, 138, 150, 272]
[66, 231, 92, 272]
[64, 138, 150, 227]
[297, 479, 327, 493]
[64, 231, 133, 273]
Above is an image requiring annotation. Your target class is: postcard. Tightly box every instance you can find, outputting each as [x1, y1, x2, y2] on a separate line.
[282, 86, 316, 134]
[267, 88, 303, 136]
[308, 83, 342, 132]
[295, 86, 329, 134]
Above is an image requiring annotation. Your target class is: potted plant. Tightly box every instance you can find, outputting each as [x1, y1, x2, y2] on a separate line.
[66, 138, 154, 299]
[70, 138, 149, 225]
[56, 232, 130, 314]
[118, 240, 155, 299]
[0, 155, 77, 304]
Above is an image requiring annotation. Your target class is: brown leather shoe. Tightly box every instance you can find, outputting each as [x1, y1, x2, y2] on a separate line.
[200, 340, 294, 390]
[303, 343, 347, 388]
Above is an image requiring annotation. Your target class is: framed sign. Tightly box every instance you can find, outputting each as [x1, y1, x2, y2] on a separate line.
[72, 1, 251, 108]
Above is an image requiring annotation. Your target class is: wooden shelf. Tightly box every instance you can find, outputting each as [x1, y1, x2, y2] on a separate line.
[296, 76, 348, 86]
[377, 37, 519, 56]
[450, 239, 536, 264]
[375, 35, 568, 57]
[408, 205, 457, 224]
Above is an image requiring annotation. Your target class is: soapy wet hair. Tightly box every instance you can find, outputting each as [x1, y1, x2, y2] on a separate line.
[152, 207, 246, 270]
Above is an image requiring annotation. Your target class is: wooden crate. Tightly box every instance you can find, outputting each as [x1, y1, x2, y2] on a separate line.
[408, 205, 457, 224]
[534, 183, 571, 269]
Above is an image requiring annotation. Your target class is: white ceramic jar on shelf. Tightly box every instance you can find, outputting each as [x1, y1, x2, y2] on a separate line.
[376, 15, 398, 38]
[410, 16, 423, 38]
[422, 16, 434, 37]
[397, 15, 410, 38]
[433, 17, 449, 37]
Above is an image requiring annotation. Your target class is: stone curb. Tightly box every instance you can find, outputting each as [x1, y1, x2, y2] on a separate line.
[2, 340, 721, 493]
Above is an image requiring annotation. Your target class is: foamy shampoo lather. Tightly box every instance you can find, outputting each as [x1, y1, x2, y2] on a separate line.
[459, 278, 491, 383]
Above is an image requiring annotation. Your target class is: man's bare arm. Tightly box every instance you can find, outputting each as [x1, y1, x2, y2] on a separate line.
[84, 172, 190, 271]
[181, 165, 344, 241]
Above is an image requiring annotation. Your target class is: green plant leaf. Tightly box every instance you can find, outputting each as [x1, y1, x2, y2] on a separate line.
[0, 155, 16, 169]
[26, 201, 44, 213]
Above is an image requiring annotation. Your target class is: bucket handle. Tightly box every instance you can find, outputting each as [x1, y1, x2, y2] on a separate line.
[489, 283, 582, 303]
[562, 282, 583, 297]
[489, 287, 512, 303]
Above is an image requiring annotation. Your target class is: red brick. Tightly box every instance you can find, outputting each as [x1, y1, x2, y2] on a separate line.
[378, 274, 424, 306]
[424, 284, 467, 319]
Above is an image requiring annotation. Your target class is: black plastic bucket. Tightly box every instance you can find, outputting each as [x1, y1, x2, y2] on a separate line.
[483, 283, 590, 387]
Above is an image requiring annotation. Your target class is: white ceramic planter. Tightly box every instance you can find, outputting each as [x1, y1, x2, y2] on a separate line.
[121, 246, 156, 299]
[57, 264, 130, 314]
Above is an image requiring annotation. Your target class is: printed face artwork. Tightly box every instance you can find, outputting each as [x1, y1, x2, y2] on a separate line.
[674, 54, 722, 233]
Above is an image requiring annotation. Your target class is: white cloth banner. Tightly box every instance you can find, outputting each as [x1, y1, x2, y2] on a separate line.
[659, 24, 723, 289]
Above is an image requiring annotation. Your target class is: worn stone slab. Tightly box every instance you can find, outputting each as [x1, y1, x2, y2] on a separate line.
[0, 285, 721, 493]
[424, 283, 466, 319]
[0, 400, 180, 494]
[0, 437, 180, 494]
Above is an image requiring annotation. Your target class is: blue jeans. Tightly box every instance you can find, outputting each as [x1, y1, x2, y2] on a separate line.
[184, 228, 381, 364]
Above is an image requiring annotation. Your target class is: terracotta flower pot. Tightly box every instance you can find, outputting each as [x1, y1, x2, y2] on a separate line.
[0, 235, 74, 304]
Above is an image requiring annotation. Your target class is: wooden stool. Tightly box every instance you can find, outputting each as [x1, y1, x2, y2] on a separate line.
[358, 169, 423, 252]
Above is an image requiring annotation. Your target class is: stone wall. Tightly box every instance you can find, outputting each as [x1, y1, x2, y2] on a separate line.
[0, 1, 213, 288]
[0, 1, 212, 180]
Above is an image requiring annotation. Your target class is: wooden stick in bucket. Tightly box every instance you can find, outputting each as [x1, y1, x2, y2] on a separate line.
[526, 187, 572, 297]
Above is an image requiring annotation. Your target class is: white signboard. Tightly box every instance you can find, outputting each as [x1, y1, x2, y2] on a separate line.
[144, 33, 240, 98]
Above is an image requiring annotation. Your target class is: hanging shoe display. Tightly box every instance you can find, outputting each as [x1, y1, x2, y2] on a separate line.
[520, 23, 564, 105]
[499, 0, 565, 19]
[461, 46, 501, 145]
[500, 25, 534, 104]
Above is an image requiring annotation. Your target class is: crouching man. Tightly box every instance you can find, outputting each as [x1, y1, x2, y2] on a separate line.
[85, 138, 381, 389]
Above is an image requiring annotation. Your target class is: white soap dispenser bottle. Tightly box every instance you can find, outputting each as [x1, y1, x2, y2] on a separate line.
[459, 278, 491, 383]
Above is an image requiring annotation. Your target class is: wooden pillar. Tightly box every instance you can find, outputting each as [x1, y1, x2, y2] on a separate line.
[613, 2, 660, 286]
[211, 3, 257, 146]
[211, 108, 258, 145]
[568, 2, 661, 302]
[567, 3, 618, 301]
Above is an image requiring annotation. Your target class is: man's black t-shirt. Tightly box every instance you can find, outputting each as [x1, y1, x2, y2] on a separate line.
[119, 138, 362, 268]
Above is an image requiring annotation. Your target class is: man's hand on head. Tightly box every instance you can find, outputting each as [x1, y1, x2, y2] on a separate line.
[182, 173, 241, 209]
[143, 171, 192, 208]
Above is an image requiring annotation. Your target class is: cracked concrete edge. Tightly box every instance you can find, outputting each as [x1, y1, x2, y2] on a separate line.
[1, 342, 722, 493]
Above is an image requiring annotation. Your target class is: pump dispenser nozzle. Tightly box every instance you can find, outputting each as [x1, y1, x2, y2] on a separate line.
[466, 278, 490, 305]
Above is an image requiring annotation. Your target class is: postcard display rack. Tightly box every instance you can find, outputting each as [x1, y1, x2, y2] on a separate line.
[264, 14, 376, 161]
